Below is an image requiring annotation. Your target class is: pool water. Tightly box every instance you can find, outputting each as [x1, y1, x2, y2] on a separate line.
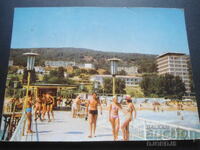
[136, 110, 200, 129]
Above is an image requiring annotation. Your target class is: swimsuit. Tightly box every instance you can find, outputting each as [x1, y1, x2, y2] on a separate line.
[25, 107, 32, 113]
[46, 102, 53, 105]
[89, 110, 98, 115]
[88, 99, 98, 115]
[111, 114, 119, 119]
[72, 103, 77, 109]
[111, 104, 119, 119]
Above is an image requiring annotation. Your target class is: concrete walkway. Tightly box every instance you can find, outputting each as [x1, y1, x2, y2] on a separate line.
[21, 111, 117, 141]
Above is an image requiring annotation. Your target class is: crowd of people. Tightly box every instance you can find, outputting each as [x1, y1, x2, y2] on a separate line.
[71, 93, 137, 141]
[25, 93, 55, 133]
[22, 91, 137, 141]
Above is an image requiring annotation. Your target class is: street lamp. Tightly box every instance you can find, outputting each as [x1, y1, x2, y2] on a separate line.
[23, 52, 38, 111]
[108, 58, 120, 96]
[94, 81, 99, 93]
[13, 81, 19, 97]
[80, 83, 84, 92]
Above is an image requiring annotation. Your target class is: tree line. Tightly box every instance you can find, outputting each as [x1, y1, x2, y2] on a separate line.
[140, 73, 186, 99]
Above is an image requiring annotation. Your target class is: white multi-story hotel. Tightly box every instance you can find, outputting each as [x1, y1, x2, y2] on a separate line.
[90, 75, 142, 87]
[84, 63, 94, 69]
[117, 66, 138, 75]
[77, 63, 94, 69]
[45, 61, 75, 67]
[156, 52, 191, 93]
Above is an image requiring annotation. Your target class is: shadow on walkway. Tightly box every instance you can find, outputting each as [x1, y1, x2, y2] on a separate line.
[65, 131, 84, 134]
[38, 131, 52, 134]
[95, 134, 112, 137]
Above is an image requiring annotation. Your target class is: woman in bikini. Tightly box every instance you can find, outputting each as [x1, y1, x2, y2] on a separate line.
[86, 92, 102, 138]
[109, 96, 123, 141]
[121, 95, 136, 141]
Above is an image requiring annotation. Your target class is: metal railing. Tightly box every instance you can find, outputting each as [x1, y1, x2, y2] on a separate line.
[10, 113, 26, 141]
[129, 117, 200, 140]
[10, 111, 39, 141]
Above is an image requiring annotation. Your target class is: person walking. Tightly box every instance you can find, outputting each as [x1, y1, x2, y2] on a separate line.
[121, 95, 136, 141]
[34, 95, 43, 121]
[109, 96, 123, 140]
[86, 92, 102, 138]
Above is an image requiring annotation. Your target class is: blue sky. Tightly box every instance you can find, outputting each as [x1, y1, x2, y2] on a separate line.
[11, 7, 189, 55]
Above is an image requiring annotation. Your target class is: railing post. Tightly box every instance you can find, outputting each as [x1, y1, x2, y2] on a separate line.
[188, 130, 190, 139]
[143, 120, 147, 140]
[175, 128, 178, 139]
[22, 113, 26, 136]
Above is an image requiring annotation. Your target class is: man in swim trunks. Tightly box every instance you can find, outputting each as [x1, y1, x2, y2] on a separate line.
[46, 93, 54, 122]
[25, 95, 34, 133]
[34, 95, 43, 121]
[86, 92, 102, 138]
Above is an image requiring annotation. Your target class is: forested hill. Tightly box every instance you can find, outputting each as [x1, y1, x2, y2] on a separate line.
[10, 48, 158, 73]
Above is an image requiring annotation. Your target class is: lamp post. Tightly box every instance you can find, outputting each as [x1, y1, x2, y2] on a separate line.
[23, 52, 38, 111]
[108, 58, 120, 96]
[94, 81, 99, 93]
[13, 81, 19, 97]
[80, 83, 84, 93]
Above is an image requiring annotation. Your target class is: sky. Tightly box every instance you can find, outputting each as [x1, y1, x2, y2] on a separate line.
[11, 7, 189, 55]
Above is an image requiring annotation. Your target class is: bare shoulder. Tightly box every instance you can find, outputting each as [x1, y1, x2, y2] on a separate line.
[131, 103, 136, 109]
[116, 103, 122, 109]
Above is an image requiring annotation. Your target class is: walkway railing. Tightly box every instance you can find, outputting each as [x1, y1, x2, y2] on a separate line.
[10, 111, 39, 141]
[10, 113, 26, 141]
[129, 117, 200, 140]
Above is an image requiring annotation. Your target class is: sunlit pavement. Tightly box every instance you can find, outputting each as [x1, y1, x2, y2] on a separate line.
[21, 111, 117, 141]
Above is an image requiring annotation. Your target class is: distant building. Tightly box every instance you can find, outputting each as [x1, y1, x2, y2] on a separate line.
[77, 63, 94, 69]
[156, 52, 191, 93]
[117, 66, 138, 75]
[17, 69, 24, 74]
[90, 75, 142, 87]
[34, 66, 45, 73]
[8, 60, 13, 66]
[84, 64, 94, 69]
[45, 61, 75, 67]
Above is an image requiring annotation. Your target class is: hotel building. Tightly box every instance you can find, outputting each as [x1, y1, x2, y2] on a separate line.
[90, 75, 142, 87]
[156, 52, 191, 93]
[45, 61, 75, 67]
[117, 66, 138, 75]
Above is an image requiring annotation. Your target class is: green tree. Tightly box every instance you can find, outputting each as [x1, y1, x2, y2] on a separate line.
[8, 66, 18, 74]
[42, 68, 74, 84]
[22, 68, 37, 84]
[49, 70, 58, 77]
[87, 69, 98, 75]
[103, 78, 126, 94]
[57, 67, 65, 78]
[140, 73, 186, 99]
[118, 70, 127, 75]
[137, 59, 157, 73]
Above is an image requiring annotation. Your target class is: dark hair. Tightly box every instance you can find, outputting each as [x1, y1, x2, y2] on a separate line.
[92, 92, 97, 95]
